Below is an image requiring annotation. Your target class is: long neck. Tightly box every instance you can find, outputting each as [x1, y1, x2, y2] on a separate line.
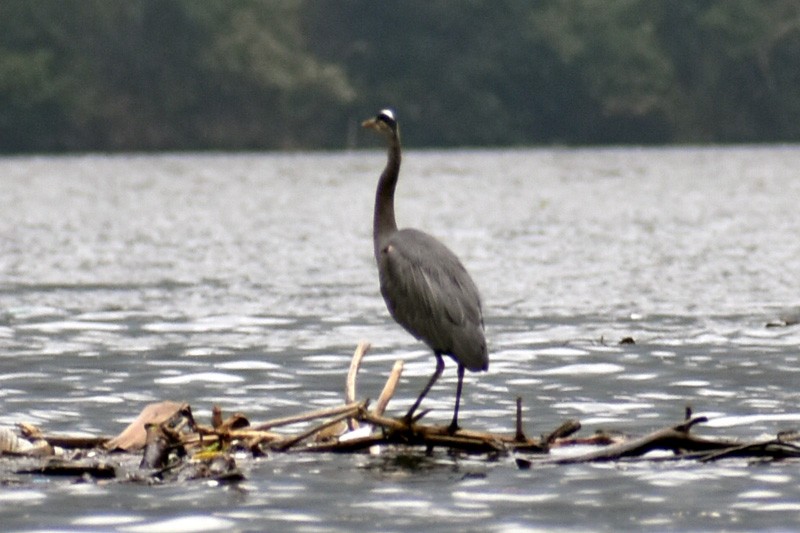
[373, 132, 400, 259]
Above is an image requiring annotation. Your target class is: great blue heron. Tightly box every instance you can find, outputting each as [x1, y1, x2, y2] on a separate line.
[362, 109, 488, 433]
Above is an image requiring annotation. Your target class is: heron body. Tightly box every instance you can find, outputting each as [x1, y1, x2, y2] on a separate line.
[363, 109, 488, 432]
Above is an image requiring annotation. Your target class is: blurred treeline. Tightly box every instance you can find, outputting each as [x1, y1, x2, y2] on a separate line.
[2, 0, 800, 152]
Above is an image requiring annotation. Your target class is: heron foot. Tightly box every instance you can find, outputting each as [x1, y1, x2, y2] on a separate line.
[401, 409, 429, 428]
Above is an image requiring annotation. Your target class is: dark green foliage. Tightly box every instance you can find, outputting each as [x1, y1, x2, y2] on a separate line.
[1, 0, 799, 151]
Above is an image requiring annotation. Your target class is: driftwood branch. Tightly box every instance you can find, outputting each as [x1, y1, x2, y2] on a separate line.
[355, 410, 545, 454]
[251, 401, 365, 431]
[345, 341, 370, 430]
[373, 360, 403, 417]
[542, 419, 582, 446]
[271, 403, 367, 452]
[516, 414, 800, 468]
[697, 438, 800, 463]
[5, 342, 800, 487]
[546, 416, 730, 464]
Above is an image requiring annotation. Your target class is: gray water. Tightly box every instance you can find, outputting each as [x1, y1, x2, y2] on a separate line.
[1, 146, 799, 531]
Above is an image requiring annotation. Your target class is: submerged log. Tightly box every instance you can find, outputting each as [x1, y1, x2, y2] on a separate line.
[515, 413, 800, 468]
[17, 459, 117, 479]
[546, 416, 731, 464]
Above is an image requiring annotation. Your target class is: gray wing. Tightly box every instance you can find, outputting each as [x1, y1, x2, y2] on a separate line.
[377, 228, 488, 371]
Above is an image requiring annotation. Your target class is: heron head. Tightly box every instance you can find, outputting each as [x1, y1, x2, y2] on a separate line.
[362, 108, 398, 137]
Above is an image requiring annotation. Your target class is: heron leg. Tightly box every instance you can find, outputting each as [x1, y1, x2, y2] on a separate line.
[404, 352, 445, 423]
[448, 363, 465, 434]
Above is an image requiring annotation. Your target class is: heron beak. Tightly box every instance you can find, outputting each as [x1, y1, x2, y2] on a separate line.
[361, 117, 379, 130]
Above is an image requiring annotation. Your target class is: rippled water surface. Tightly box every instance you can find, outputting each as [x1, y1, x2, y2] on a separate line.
[1, 147, 800, 531]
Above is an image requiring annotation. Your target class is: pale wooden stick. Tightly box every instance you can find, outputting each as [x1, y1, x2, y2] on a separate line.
[346, 341, 371, 404]
[251, 401, 365, 431]
[372, 360, 404, 416]
[180, 428, 283, 448]
[346, 341, 371, 430]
